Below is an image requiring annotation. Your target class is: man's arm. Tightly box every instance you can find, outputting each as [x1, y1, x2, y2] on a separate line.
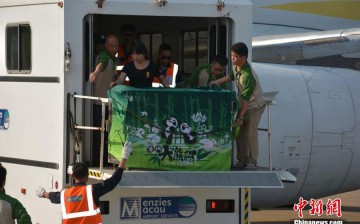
[47, 192, 61, 204]
[211, 75, 231, 86]
[89, 63, 104, 83]
[111, 62, 130, 87]
[110, 72, 127, 88]
[89, 51, 110, 83]
[92, 141, 132, 200]
[37, 165, 126, 207]
[158, 74, 170, 88]
[36, 186, 61, 204]
[236, 100, 249, 126]
[92, 164, 125, 197]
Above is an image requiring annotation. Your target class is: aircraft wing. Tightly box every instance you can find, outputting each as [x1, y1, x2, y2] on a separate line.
[252, 28, 360, 70]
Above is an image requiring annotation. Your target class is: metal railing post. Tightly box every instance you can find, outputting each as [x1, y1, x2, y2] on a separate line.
[262, 91, 278, 171]
[99, 101, 106, 174]
[267, 103, 272, 171]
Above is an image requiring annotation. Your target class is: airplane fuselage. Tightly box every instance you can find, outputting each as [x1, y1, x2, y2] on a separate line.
[252, 63, 360, 206]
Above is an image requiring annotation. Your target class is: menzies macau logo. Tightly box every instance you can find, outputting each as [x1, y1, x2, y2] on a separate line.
[121, 196, 197, 220]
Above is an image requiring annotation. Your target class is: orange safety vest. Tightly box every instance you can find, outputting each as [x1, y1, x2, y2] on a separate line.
[117, 46, 133, 66]
[153, 62, 178, 87]
[117, 46, 133, 85]
[60, 185, 102, 224]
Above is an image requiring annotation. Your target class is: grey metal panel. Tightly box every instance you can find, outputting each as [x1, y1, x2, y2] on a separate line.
[0, 76, 60, 83]
[0, 156, 59, 169]
[117, 171, 283, 188]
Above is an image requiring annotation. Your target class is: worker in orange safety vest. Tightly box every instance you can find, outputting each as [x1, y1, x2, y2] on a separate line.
[153, 43, 182, 88]
[36, 141, 133, 224]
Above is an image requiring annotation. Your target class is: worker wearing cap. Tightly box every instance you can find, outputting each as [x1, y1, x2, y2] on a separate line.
[36, 141, 133, 224]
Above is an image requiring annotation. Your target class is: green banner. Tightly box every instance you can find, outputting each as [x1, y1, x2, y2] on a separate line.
[108, 85, 236, 171]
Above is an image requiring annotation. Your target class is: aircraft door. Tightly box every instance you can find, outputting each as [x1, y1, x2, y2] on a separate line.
[301, 68, 354, 198]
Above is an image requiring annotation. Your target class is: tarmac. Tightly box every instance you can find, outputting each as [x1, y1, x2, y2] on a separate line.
[251, 189, 360, 224]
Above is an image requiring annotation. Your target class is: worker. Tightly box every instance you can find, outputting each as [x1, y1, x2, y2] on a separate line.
[0, 163, 32, 224]
[153, 43, 179, 87]
[36, 141, 133, 223]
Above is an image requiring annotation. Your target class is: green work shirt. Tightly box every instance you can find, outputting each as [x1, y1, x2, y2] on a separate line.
[188, 64, 227, 88]
[96, 50, 117, 72]
[0, 191, 32, 224]
[229, 62, 256, 102]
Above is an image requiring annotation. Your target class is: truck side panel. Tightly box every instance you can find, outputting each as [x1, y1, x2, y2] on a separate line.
[0, 3, 64, 223]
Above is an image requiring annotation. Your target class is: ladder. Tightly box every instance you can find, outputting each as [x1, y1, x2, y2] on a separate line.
[68, 93, 111, 174]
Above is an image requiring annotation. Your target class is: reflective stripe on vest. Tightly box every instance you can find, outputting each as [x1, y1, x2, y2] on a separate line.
[60, 185, 101, 220]
[152, 63, 178, 88]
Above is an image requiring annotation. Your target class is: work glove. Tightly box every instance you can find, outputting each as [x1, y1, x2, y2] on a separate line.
[122, 140, 132, 159]
[67, 165, 73, 175]
[36, 186, 46, 198]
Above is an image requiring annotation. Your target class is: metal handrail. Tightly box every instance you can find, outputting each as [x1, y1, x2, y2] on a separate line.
[262, 91, 278, 171]
[71, 94, 110, 174]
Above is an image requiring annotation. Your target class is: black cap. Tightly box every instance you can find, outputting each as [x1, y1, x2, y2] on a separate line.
[94, 32, 106, 44]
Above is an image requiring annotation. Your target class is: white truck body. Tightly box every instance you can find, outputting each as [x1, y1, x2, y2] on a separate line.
[1, 1, 284, 223]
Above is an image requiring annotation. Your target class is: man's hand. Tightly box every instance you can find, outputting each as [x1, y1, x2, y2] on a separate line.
[89, 72, 97, 83]
[36, 186, 46, 198]
[210, 80, 220, 86]
[236, 117, 244, 126]
[110, 81, 118, 88]
[122, 141, 133, 159]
